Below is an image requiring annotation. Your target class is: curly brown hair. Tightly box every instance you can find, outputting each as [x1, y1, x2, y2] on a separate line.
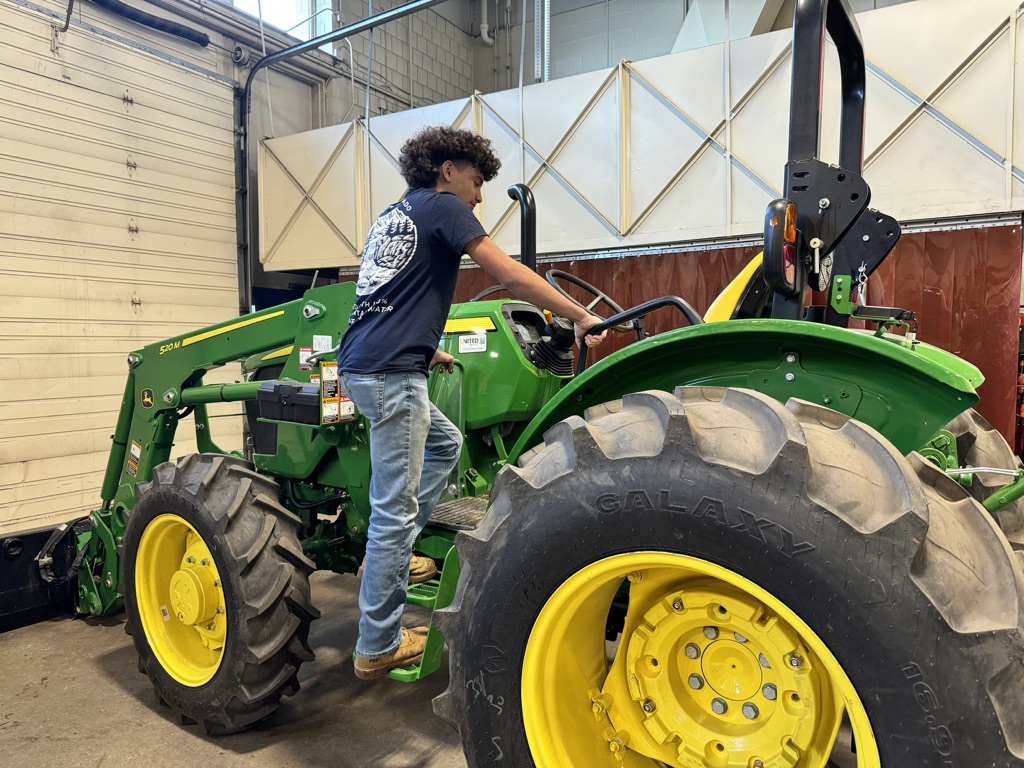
[399, 126, 501, 189]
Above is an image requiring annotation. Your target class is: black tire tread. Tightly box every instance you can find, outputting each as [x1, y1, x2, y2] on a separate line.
[434, 387, 1024, 765]
[125, 453, 319, 736]
[945, 409, 1024, 547]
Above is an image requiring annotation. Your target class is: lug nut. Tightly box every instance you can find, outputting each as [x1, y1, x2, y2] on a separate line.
[685, 643, 700, 659]
[758, 653, 771, 668]
[742, 702, 759, 720]
[186, 555, 195, 564]
[753, 761, 765, 768]
[672, 597, 684, 612]
[762, 683, 777, 700]
[734, 632, 747, 643]
[789, 653, 804, 668]
[711, 698, 727, 715]
[688, 674, 704, 690]
[200, 558, 210, 566]
[642, 698, 657, 714]
[592, 700, 606, 716]
[785, 354, 796, 363]
[703, 626, 719, 640]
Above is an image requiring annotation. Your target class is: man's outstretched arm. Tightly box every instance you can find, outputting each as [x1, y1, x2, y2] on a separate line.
[465, 235, 608, 346]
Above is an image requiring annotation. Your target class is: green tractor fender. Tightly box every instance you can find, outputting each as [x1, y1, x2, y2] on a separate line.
[508, 318, 982, 463]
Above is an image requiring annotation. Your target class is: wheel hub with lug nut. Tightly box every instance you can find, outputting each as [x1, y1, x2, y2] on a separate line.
[522, 553, 876, 768]
[136, 514, 227, 686]
[170, 562, 218, 626]
[607, 580, 833, 768]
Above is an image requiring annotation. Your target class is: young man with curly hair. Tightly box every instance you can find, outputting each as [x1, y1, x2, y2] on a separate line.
[338, 125, 607, 679]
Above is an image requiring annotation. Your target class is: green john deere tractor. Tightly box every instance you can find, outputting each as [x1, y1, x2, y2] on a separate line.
[59, 0, 1024, 765]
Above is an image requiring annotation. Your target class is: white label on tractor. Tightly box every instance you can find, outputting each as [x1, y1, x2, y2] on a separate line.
[160, 605, 170, 622]
[322, 401, 339, 424]
[312, 334, 332, 352]
[339, 396, 356, 420]
[126, 440, 142, 477]
[459, 334, 487, 353]
[298, 346, 314, 371]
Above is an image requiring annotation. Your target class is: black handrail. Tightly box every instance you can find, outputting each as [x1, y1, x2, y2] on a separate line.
[575, 296, 703, 375]
[506, 184, 537, 273]
[788, 0, 866, 172]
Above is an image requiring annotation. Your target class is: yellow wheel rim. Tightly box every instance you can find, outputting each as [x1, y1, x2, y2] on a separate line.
[523, 552, 879, 767]
[135, 514, 227, 687]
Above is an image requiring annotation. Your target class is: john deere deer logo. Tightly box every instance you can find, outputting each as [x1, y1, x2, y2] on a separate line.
[141, 388, 155, 409]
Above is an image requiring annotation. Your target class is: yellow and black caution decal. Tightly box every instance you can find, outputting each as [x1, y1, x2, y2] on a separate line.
[126, 440, 142, 477]
[320, 362, 356, 425]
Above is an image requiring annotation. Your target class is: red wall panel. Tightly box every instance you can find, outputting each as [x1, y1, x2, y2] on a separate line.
[453, 224, 1022, 442]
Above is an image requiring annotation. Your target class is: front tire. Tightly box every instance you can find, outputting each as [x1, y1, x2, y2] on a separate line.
[123, 454, 319, 734]
[434, 388, 1024, 766]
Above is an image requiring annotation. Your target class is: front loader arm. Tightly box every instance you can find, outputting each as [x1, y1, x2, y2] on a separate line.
[74, 283, 356, 615]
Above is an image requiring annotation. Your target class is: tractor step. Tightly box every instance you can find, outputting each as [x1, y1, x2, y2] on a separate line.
[427, 496, 488, 531]
[387, 543, 462, 683]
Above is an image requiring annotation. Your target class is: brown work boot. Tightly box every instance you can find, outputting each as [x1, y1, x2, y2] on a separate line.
[409, 554, 438, 584]
[354, 627, 428, 680]
[357, 555, 438, 584]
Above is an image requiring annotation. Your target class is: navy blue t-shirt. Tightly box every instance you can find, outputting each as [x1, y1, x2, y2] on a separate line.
[337, 188, 487, 375]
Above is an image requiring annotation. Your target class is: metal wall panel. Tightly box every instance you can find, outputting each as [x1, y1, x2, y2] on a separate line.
[453, 222, 1023, 441]
[260, 0, 1024, 272]
[0, 0, 241, 535]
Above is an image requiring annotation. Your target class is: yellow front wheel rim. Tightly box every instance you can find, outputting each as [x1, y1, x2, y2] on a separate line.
[523, 552, 879, 767]
[136, 514, 227, 687]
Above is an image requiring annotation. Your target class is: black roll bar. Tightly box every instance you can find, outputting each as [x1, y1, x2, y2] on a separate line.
[788, 0, 866, 172]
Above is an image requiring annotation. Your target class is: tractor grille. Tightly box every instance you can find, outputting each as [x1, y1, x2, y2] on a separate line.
[428, 496, 489, 531]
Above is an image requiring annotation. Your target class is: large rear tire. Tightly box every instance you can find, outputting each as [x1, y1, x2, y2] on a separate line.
[123, 453, 319, 734]
[434, 388, 1024, 766]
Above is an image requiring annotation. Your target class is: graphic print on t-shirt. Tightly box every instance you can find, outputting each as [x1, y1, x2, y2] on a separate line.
[356, 206, 418, 297]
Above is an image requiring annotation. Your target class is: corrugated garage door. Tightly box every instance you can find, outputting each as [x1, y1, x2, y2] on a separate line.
[0, 0, 240, 535]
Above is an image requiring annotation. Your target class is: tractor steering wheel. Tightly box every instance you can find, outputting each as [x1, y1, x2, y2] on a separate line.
[545, 269, 638, 334]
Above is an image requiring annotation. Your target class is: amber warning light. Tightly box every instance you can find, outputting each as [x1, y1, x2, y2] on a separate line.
[763, 198, 801, 297]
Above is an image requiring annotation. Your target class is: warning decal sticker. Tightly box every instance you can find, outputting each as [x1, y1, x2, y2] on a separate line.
[127, 440, 142, 477]
[320, 362, 356, 424]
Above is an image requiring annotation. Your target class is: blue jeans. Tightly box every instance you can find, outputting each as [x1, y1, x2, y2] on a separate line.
[339, 371, 462, 659]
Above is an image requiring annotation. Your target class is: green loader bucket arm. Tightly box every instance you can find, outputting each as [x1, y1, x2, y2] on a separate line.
[75, 283, 356, 615]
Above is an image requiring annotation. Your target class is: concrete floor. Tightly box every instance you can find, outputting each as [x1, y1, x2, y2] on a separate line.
[0, 572, 468, 768]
